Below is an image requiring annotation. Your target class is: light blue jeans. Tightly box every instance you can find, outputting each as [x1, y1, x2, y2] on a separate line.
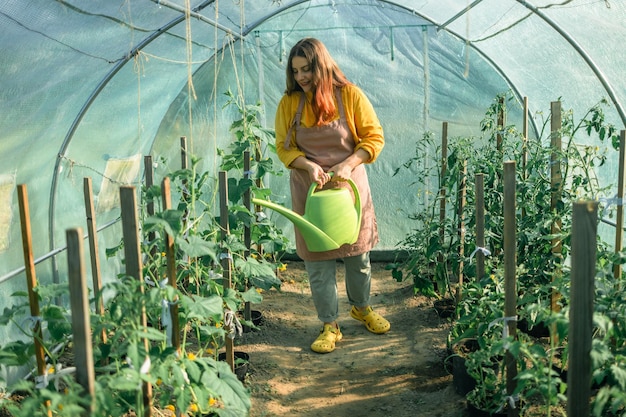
[304, 253, 372, 323]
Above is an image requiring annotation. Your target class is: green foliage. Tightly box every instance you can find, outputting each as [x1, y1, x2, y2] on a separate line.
[0, 92, 296, 416]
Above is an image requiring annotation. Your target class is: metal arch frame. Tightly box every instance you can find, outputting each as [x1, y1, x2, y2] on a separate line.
[515, 0, 626, 127]
[242, 0, 542, 135]
[46, 0, 625, 278]
[46, 0, 230, 280]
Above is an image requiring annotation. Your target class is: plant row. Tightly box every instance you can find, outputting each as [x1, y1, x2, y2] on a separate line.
[389, 92, 626, 416]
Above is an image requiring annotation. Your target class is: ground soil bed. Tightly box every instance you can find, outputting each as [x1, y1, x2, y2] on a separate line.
[235, 261, 467, 417]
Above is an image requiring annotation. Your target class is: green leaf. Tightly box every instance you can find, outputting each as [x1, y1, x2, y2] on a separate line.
[240, 287, 263, 304]
[144, 209, 184, 237]
[181, 294, 223, 321]
[235, 257, 281, 290]
[177, 235, 218, 261]
[610, 363, 626, 390]
[202, 360, 251, 414]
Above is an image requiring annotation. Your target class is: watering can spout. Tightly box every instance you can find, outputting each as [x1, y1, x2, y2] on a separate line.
[251, 198, 342, 251]
[252, 179, 362, 252]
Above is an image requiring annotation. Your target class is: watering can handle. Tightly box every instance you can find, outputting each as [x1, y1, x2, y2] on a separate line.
[306, 176, 362, 224]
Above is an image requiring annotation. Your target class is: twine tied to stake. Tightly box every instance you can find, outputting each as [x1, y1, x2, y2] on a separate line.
[35, 364, 76, 391]
[224, 309, 243, 339]
[469, 246, 491, 262]
[488, 315, 518, 340]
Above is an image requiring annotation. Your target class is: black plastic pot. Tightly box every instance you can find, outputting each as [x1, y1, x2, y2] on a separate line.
[517, 318, 550, 338]
[434, 298, 456, 318]
[451, 338, 479, 396]
[466, 401, 509, 417]
[239, 309, 263, 333]
[218, 351, 250, 382]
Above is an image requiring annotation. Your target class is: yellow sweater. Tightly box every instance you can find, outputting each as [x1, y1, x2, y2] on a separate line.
[275, 84, 384, 169]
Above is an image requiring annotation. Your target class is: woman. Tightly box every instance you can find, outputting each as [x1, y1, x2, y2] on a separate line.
[275, 38, 390, 354]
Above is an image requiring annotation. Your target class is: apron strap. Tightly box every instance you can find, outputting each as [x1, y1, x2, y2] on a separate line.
[284, 93, 307, 150]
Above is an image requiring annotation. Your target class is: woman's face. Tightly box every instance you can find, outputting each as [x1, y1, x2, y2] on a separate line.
[291, 56, 313, 92]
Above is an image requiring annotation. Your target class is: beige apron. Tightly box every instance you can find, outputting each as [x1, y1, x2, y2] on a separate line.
[285, 89, 378, 261]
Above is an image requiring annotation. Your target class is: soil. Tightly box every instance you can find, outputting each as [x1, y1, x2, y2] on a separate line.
[235, 261, 467, 417]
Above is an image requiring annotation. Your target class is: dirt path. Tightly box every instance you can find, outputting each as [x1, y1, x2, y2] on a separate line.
[235, 261, 466, 417]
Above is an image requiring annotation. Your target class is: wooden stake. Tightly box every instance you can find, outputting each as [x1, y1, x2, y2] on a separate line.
[503, 161, 519, 417]
[614, 131, 626, 283]
[144, 156, 156, 257]
[17, 184, 52, 417]
[567, 201, 597, 417]
[219, 172, 235, 371]
[120, 186, 152, 417]
[161, 177, 181, 352]
[66, 228, 96, 415]
[438, 122, 448, 294]
[522, 97, 529, 219]
[83, 178, 107, 347]
[475, 174, 486, 280]
[497, 96, 505, 152]
[456, 159, 467, 303]
[243, 151, 252, 322]
[550, 102, 563, 344]
[180, 136, 188, 170]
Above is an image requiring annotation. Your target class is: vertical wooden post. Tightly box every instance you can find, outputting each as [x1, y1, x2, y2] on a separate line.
[243, 151, 252, 322]
[503, 161, 519, 417]
[144, 156, 156, 253]
[567, 201, 597, 417]
[180, 137, 190, 236]
[83, 178, 107, 348]
[17, 184, 52, 417]
[614, 131, 626, 283]
[475, 174, 486, 280]
[254, 143, 264, 258]
[120, 186, 152, 417]
[219, 172, 235, 371]
[161, 177, 180, 352]
[456, 159, 467, 303]
[180, 136, 188, 170]
[522, 97, 529, 219]
[550, 102, 563, 341]
[497, 96, 505, 152]
[438, 122, 448, 292]
[66, 228, 96, 415]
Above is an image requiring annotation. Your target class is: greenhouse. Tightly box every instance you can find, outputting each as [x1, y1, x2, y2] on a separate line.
[1, 0, 625, 416]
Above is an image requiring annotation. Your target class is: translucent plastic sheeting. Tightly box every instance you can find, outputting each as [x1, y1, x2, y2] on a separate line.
[1, 0, 625, 315]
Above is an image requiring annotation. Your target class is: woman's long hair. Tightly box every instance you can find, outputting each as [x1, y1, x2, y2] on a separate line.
[285, 38, 352, 126]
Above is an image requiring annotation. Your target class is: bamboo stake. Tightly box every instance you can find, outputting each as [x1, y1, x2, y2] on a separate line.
[438, 122, 448, 294]
[161, 177, 181, 352]
[567, 201, 597, 417]
[120, 186, 152, 417]
[219, 172, 235, 371]
[475, 174, 486, 280]
[503, 161, 519, 417]
[83, 178, 107, 348]
[66, 228, 96, 415]
[243, 150, 252, 322]
[17, 184, 52, 417]
[614, 131, 626, 284]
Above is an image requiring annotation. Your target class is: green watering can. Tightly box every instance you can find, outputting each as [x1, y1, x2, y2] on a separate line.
[252, 179, 361, 252]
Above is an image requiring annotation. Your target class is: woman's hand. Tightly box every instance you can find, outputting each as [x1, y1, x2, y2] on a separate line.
[328, 149, 370, 182]
[290, 156, 330, 188]
[309, 165, 330, 188]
